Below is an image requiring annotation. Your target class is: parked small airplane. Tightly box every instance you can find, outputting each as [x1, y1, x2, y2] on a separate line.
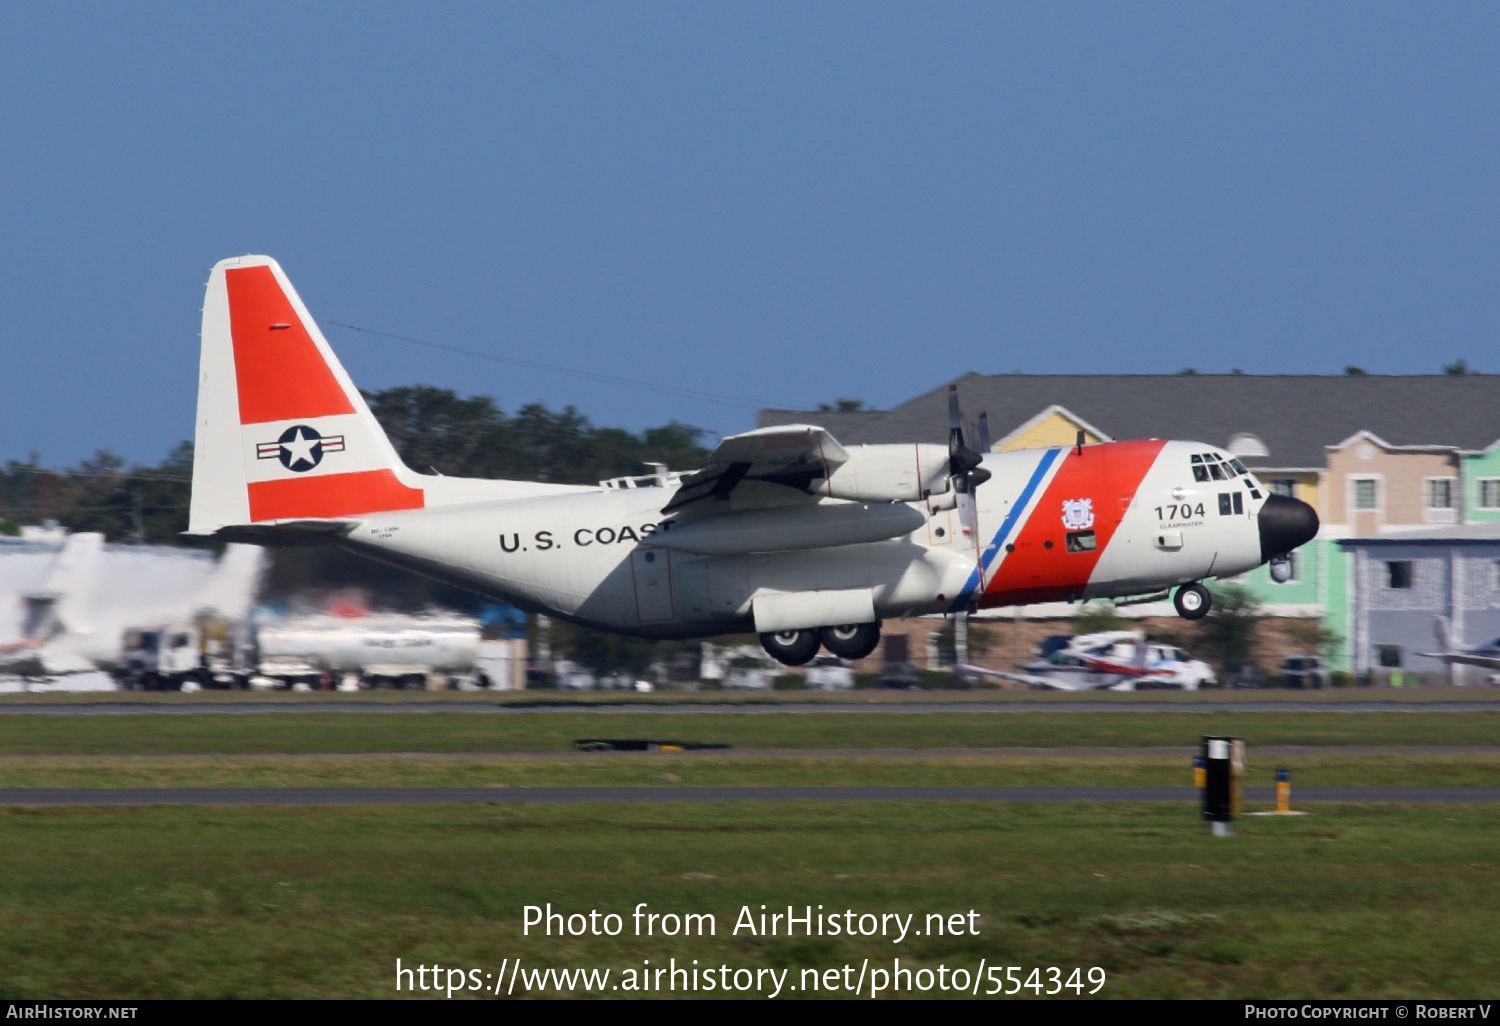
[1419, 617, 1500, 677]
[0, 533, 264, 681]
[187, 256, 1320, 666]
[975, 629, 1216, 691]
[0, 532, 103, 677]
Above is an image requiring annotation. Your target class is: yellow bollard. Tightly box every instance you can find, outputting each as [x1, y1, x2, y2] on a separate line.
[1250, 765, 1307, 816]
[1230, 739, 1245, 819]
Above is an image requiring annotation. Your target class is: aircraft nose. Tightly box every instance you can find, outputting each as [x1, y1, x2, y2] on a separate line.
[1258, 493, 1319, 562]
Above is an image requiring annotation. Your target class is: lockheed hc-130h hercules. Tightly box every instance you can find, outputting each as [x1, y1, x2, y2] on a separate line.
[187, 257, 1320, 666]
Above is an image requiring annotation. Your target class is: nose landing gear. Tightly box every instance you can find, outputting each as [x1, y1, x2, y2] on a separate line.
[1174, 583, 1212, 621]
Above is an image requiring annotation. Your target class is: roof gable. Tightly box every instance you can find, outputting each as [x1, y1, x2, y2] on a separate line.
[992, 404, 1113, 451]
[760, 374, 1500, 468]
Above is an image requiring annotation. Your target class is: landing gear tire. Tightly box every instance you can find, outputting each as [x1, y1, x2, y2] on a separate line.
[819, 622, 881, 660]
[760, 629, 821, 667]
[1174, 583, 1211, 621]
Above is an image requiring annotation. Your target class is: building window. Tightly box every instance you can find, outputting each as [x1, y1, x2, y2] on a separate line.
[1386, 560, 1413, 589]
[1271, 478, 1297, 498]
[1426, 478, 1452, 509]
[1376, 645, 1403, 668]
[1353, 479, 1378, 511]
[1425, 477, 1457, 523]
[1480, 479, 1500, 510]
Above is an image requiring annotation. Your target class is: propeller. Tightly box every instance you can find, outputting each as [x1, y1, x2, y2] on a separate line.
[947, 385, 992, 495]
[946, 385, 994, 634]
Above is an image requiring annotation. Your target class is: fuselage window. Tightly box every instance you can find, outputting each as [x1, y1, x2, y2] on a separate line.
[1065, 530, 1097, 553]
[1218, 493, 1233, 515]
[1233, 492, 1243, 515]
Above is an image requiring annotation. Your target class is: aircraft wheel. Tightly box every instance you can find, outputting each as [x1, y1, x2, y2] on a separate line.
[759, 629, 820, 666]
[1174, 583, 1212, 621]
[819, 622, 881, 660]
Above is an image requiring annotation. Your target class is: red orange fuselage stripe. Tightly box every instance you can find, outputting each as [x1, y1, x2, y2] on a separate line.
[225, 265, 356, 425]
[981, 439, 1166, 607]
[248, 470, 424, 522]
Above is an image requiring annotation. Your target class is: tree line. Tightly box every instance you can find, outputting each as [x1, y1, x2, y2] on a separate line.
[0, 386, 712, 545]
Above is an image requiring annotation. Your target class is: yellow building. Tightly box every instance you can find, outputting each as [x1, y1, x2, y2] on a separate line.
[991, 405, 1110, 453]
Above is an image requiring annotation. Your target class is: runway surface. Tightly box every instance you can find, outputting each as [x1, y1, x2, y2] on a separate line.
[5, 745, 1493, 761]
[2, 700, 1498, 715]
[1, 786, 1496, 805]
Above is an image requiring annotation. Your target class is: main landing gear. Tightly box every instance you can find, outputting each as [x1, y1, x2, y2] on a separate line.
[1174, 583, 1212, 621]
[759, 629, 821, 666]
[759, 621, 883, 666]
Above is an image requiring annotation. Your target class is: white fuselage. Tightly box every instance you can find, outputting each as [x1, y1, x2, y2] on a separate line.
[338, 440, 1268, 639]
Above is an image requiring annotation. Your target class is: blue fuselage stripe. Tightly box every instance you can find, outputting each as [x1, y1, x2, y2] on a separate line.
[948, 447, 1063, 613]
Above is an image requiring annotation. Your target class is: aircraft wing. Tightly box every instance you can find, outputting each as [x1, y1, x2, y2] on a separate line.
[37, 648, 98, 675]
[1418, 651, 1500, 670]
[662, 425, 850, 514]
[955, 664, 1105, 691]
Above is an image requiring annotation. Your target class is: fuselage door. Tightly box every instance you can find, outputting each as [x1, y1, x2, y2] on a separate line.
[631, 549, 675, 623]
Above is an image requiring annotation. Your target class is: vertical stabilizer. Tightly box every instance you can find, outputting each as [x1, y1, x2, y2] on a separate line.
[189, 256, 426, 535]
[24, 532, 103, 638]
[192, 543, 267, 621]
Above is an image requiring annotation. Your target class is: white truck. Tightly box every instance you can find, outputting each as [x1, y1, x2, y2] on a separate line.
[252, 613, 485, 690]
[118, 615, 255, 690]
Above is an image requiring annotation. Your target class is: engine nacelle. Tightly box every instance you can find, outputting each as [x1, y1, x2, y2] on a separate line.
[816, 443, 951, 503]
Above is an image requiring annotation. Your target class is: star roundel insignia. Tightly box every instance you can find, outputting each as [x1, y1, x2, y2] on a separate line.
[255, 424, 345, 473]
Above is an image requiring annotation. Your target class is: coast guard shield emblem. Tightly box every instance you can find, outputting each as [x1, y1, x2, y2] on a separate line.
[1061, 498, 1095, 531]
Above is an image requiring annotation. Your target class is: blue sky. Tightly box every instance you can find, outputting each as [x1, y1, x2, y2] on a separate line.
[2, 3, 1497, 467]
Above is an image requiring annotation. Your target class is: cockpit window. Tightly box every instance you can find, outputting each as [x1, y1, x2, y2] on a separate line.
[1192, 451, 1241, 481]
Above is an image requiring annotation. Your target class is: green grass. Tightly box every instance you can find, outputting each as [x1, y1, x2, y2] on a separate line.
[0, 802, 1496, 998]
[0, 751, 1496, 789]
[6, 687, 1492, 705]
[2, 708, 1495, 1000]
[0, 711, 1497, 755]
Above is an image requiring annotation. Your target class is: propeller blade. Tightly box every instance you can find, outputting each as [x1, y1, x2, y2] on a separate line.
[968, 412, 992, 489]
[942, 382, 966, 450]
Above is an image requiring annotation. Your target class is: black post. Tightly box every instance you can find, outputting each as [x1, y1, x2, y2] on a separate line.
[1201, 735, 1243, 836]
